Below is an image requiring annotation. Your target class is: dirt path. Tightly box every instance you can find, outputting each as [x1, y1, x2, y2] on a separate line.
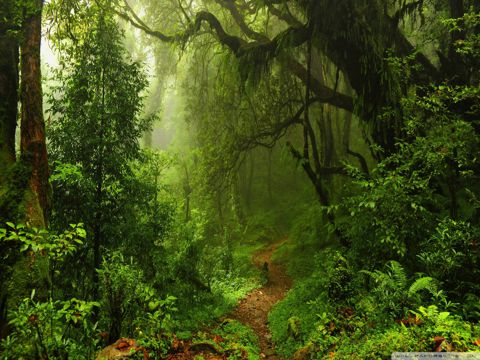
[166, 239, 291, 360]
[229, 240, 292, 359]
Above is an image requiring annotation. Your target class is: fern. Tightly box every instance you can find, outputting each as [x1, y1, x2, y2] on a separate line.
[408, 276, 436, 297]
[387, 261, 407, 290]
[360, 269, 389, 287]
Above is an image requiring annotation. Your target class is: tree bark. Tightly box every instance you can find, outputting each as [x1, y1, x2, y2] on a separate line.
[0, 32, 18, 170]
[20, 0, 49, 227]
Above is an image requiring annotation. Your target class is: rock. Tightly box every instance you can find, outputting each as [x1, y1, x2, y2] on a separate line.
[96, 338, 149, 360]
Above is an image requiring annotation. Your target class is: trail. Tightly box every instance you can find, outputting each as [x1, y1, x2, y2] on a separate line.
[167, 239, 291, 359]
[230, 239, 292, 359]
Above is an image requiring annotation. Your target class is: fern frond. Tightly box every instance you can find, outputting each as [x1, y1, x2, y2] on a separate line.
[361, 269, 391, 289]
[408, 276, 436, 297]
[388, 261, 407, 289]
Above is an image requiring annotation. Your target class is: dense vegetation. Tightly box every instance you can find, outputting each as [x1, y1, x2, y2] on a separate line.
[1, 0, 480, 359]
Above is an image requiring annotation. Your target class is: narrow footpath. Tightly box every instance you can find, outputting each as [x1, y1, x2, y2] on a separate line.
[167, 239, 292, 359]
[230, 240, 292, 359]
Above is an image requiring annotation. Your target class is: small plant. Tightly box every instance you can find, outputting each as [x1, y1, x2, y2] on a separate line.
[410, 305, 480, 351]
[134, 293, 178, 358]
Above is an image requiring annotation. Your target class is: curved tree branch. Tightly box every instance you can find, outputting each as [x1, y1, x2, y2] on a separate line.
[267, 3, 302, 27]
[115, 4, 354, 112]
[214, 0, 269, 42]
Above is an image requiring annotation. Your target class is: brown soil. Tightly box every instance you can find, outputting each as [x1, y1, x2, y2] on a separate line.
[229, 239, 292, 359]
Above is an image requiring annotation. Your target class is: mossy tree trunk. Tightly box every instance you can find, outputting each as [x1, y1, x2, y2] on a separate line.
[0, 33, 18, 173]
[0, 25, 19, 338]
[20, 0, 49, 227]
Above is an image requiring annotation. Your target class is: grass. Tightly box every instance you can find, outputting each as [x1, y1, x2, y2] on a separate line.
[212, 319, 260, 359]
[267, 214, 338, 358]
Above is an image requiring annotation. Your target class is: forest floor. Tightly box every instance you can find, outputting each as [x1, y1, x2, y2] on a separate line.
[229, 239, 292, 359]
[167, 239, 292, 360]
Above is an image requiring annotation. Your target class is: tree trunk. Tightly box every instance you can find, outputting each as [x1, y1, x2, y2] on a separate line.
[447, 0, 467, 83]
[267, 148, 273, 203]
[20, 0, 49, 227]
[0, 31, 19, 227]
[0, 32, 18, 171]
[449, 0, 465, 24]
[93, 62, 107, 301]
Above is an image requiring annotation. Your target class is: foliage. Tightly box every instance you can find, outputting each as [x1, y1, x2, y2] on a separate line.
[4, 1, 480, 359]
[418, 218, 480, 281]
[0, 294, 100, 360]
[0, 223, 86, 303]
[97, 252, 177, 349]
[0, 223, 96, 359]
[361, 261, 437, 319]
[0, 222, 85, 259]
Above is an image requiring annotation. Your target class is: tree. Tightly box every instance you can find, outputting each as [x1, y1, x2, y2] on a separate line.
[0, 1, 19, 170]
[20, 0, 49, 227]
[0, 0, 50, 337]
[112, 0, 480, 236]
[0, 0, 50, 227]
[48, 10, 151, 298]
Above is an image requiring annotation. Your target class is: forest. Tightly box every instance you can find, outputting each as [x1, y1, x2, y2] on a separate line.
[1, 0, 480, 359]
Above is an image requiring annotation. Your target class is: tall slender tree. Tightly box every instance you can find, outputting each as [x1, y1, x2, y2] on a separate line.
[48, 10, 150, 299]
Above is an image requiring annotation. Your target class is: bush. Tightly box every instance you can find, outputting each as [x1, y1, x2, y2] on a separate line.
[1, 294, 99, 359]
[97, 251, 177, 353]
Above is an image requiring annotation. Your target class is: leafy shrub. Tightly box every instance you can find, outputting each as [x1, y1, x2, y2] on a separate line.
[0, 292, 99, 359]
[97, 251, 177, 352]
[361, 261, 437, 319]
[419, 218, 480, 285]
[134, 293, 177, 358]
[326, 252, 355, 305]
